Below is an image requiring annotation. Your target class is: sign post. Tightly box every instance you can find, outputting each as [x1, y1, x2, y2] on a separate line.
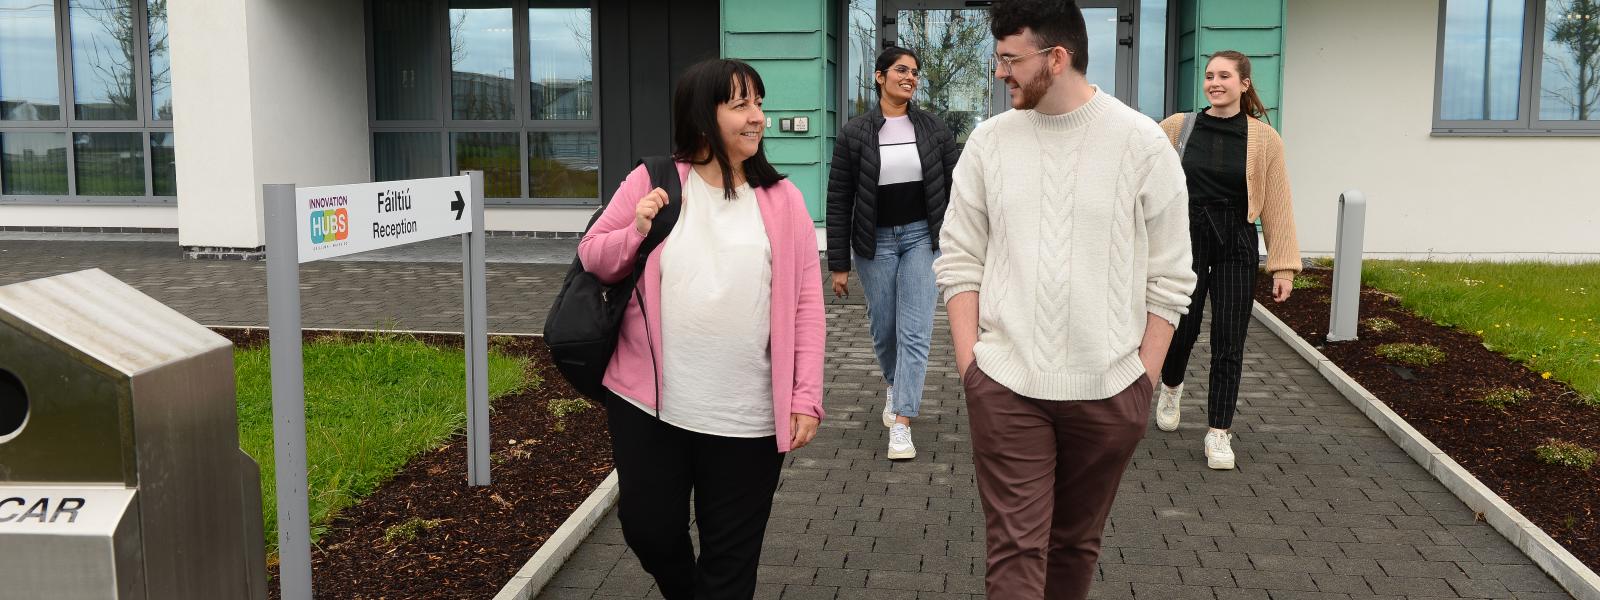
[264, 171, 488, 600]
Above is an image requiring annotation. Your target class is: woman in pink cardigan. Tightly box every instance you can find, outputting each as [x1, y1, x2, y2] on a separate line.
[577, 58, 826, 600]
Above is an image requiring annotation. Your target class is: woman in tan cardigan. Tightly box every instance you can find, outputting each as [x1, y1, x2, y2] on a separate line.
[1154, 50, 1300, 470]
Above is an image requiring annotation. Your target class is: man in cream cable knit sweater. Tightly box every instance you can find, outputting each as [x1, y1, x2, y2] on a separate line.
[932, 1, 1196, 598]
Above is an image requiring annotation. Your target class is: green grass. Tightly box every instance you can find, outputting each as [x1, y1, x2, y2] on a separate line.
[1534, 439, 1597, 470]
[1362, 261, 1600, 407]
[547, 398, 592, 433]
[234, 332, 533, 555]
[1375, 343, 1447, 368]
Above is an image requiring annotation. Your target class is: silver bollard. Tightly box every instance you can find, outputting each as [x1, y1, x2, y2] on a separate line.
[1327, 190, 1367, 342]
[0, 269, 268, 600]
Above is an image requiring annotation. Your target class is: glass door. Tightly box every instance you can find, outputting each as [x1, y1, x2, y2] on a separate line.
[869, 0, 1160, 141]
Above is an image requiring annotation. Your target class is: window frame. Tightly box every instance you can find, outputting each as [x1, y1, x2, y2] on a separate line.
[1433, 0, 1600, 136]
[0, 0, 175, 205]
[365, 0, 602, 207]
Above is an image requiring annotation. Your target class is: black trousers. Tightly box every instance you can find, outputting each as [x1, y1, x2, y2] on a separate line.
[1160, 205, 1259, 430]
[604, 394, 785, 600]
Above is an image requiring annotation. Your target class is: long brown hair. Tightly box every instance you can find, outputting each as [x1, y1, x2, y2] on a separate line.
[1208, 50, 1269, 124]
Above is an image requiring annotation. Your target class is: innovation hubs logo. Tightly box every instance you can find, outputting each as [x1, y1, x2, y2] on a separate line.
[307, 195, 350, 244]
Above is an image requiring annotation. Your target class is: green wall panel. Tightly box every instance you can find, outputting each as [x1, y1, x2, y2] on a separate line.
[1174, 0, 1285, 127]
[726, 32, 825, 59]
[724, 0, 833, 223]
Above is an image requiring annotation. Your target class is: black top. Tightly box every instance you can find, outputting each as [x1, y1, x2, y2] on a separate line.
[876, 180, 927, 227]
[1182, 109, 1248, 209]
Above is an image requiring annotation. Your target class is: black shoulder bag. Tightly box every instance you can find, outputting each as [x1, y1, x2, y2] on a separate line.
[543, 156, 682, 402]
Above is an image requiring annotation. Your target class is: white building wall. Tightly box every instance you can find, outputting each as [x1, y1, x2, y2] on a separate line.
[0, 206, 177, 229]
[171, 0, 370, 249]
[1282, 0, 1599, 261]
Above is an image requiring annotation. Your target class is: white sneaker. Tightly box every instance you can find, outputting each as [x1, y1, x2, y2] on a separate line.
[1204, 429, 1235, 470]
[1155, 382, 1183, 432]
[881, 386, 896, 428]
[887, 423, 916, 460]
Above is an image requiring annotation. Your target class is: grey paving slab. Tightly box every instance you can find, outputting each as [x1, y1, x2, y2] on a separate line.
[0, 240, 1569, 600]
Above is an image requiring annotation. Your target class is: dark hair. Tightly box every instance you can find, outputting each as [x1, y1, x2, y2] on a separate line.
[1208, 50, 1270, 124]
[671, 58, 785, 198]
[990, 0, 1089, 75]
[873, 46, 921, 96]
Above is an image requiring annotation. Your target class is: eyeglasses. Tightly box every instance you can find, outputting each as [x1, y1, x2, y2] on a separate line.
[994, 46, 1064, 76]
[886, 64, 920, 78]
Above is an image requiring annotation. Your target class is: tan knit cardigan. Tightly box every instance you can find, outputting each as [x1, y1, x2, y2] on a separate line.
[1158, 112, 1302, 280]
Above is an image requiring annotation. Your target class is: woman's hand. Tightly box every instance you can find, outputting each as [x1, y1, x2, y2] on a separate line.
[831, 272, 850, 297]
[1272, 278, 1293, 303]
[634, 187, 670, 236]
[790, 413, 820, 450]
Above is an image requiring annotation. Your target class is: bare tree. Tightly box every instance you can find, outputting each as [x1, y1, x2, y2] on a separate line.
[848, 0, 878, 116]
[1544, 0, 1600, 120]
[898, 9, 990, 139]
[75, 0, 138, 119]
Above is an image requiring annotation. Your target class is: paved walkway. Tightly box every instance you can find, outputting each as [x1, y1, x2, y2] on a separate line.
[0, 237, 1571, 600]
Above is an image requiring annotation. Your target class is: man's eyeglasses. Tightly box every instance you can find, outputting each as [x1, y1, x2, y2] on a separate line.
[885, 64, 920, 78]
[994, 46, 1064, 76]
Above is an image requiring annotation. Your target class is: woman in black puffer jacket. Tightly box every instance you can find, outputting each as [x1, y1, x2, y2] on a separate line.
[826, 46, 960, 462]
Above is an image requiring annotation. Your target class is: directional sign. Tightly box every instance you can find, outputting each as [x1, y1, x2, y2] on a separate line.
[294, 175, 472, 263]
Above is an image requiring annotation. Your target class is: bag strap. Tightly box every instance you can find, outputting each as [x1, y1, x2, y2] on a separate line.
[635, 156, 683, 266]
[1176, 109, 1201, 158]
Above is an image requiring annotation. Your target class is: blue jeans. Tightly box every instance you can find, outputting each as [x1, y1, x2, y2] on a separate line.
[854, 220, 938, 419]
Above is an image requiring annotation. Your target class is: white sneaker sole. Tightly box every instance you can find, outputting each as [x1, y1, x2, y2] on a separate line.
[882, 406, 896, 428]
[1207, 454, 1236, 470]
[1155, 411, 1179, 432]
[887, 446, 916, 460]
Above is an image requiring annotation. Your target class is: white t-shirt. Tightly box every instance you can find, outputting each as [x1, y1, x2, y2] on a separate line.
[619, 168, 775, 437]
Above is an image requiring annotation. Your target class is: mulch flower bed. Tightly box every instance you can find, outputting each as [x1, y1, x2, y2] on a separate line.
[1255, 268, 1598, 573]
[217, 330, 612, 599]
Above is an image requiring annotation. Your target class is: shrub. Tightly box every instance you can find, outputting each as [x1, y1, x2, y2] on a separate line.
[1292, 275, 1323, 290]
[382, 517, 442, 545]
[1474, 387, 1530, 410]
[1363, 317, 1398, 334]
[548, 398, 592, 433]
[1375, 343, 1447, 368]
[1534, 440, 1597, 470]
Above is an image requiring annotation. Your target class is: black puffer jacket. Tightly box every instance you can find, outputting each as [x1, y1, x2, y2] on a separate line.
[826, 104, 961, 273]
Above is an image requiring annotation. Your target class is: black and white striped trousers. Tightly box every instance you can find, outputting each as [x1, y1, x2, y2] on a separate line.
[1161, 205, 1258, 430]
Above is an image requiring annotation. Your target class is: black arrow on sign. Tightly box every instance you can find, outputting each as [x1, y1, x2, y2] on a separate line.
[451, 191, 465, 220]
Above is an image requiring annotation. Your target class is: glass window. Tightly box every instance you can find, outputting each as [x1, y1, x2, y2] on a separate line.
[1082, 7, 1118, 97]
[452, 131, 518, 197]
[374, 0, 439, 121]
[0, 0, 62, 121]
[450, 1, 516, 120]
[150, 132, 175, 195]
[1138, 0, 1168, 119]
[845, 0, 876, 120]
[1, 133, 69, 195]
[74, 132, 144, 195]
[69, 0, 139, 121]
[1538, 0, 1600, 121]
[1439, 0, 1526, 121]
[148, 0, 171, 120]
[374, 132, 443, 181]
[529, 4, 593, 120]
[528, 131, 597, 198]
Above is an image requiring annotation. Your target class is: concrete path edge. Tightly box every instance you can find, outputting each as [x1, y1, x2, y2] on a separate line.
[1252, 301, 1600, 600]
[493, 470, 620, 600]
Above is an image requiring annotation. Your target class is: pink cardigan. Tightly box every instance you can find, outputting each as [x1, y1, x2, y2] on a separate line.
[578, 161, 826, 452]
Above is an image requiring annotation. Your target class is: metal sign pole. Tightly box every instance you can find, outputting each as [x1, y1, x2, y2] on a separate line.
[264, 183, 313, 600]
[462, 170, 491, 486]
[1327, 189, 1367, 342]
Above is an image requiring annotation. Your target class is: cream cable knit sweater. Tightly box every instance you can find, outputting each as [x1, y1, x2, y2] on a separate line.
[935, 89, 1198, 401]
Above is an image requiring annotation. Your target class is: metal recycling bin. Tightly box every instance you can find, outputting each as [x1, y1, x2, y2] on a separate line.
[0, 269, 267, 600]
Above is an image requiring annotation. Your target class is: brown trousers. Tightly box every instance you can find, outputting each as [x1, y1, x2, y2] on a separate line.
[962, 364, 1153, 600]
